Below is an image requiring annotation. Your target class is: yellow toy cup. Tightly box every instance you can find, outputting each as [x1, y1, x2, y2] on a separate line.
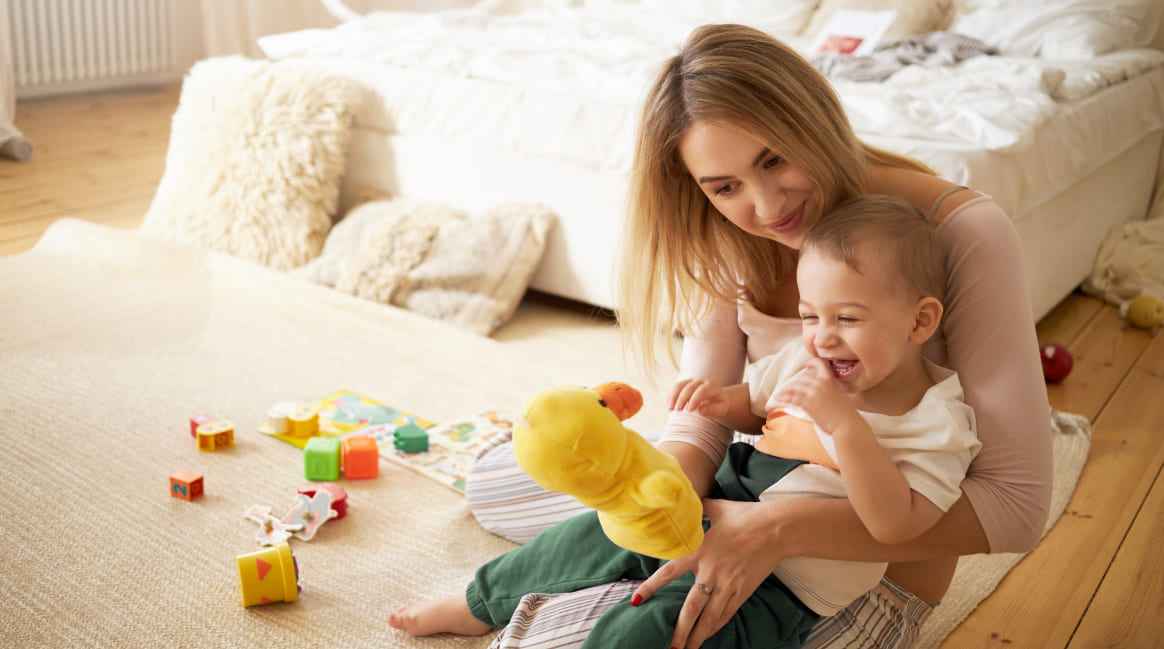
[236, 541, 299, 606]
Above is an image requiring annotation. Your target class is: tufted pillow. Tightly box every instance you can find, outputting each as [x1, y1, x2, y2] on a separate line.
[297, 198, 556, 336]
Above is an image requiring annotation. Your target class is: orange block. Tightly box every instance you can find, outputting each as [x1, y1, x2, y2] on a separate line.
[342, 435, 379, 479]
[170, 470, 204, 501]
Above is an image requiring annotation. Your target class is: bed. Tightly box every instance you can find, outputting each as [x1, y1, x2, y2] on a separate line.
[257, 0, 1164, 320]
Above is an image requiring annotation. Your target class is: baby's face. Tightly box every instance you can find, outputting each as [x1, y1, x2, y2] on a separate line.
[796, 246, 920, 399]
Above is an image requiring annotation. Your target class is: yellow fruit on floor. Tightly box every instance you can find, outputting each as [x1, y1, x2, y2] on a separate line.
[1127, 294, 1164, 330]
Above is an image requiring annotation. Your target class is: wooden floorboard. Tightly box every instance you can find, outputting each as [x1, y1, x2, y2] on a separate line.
[965, 330, 1162, 648]
[1069, 464, 1164, 649]
[3, 84, 1161, 649]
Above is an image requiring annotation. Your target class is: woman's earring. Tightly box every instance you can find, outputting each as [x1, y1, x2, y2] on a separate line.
[720, 215, 728, 223]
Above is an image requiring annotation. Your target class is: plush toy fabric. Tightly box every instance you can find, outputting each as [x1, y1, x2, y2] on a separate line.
[513, 382, 703, 559]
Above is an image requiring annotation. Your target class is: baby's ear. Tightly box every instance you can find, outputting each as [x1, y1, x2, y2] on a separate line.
[910, 297, 943, 344]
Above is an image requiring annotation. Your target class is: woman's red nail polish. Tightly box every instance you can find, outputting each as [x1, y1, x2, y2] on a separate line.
[630, 594, 643, 606]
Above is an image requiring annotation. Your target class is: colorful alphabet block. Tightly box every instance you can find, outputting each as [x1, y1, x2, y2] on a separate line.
[303, 437, 341, 481]
[169, 470, 204, 501]
[196, 420, 235, 451]
[342, 435, 379, 479]
[393, 422, 429, 454]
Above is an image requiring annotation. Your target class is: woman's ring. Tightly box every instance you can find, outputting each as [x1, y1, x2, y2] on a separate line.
[694, 583, 713, 596]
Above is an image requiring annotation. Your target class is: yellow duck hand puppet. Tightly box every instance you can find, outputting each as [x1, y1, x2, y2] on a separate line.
[513, 381, 703, 559]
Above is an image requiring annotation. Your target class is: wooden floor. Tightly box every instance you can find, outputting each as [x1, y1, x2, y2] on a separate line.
[2, 87, 1161, 649]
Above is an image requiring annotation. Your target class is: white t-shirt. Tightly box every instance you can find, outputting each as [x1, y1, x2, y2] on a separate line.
[743, 344, 980, 616]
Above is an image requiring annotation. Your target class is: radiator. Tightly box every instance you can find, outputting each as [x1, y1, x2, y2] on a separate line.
[8, 0, 175, 95]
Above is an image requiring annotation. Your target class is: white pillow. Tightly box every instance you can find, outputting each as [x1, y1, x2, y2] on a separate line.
[952, 0, 1156, 59]
[641, 0, 822, 37]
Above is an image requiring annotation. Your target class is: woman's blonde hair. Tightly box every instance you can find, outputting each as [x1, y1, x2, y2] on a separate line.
[616, 23, 934, 373]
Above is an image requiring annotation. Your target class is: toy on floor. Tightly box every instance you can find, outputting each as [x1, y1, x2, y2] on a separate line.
[169, 470, 204, 501]
[1040, 343, 1074, 383]
[244, 505, 304, 546]
[299, 483, 348, 518]
[265, 401, 298, 434]
[289, 405, 320, 437]
[189, 414, 215, 438]
[1126, 294, 1164, 331]
[196, 419, 235, 451]
[513, 381, 703, 560]
[236, 541, 300, 606]
[280, 489, 339, 541]
[342, 435, 379, 479]
[304, 437, 341, 481]
[392, 422, 429, 453]
[245, 486, 343, 546]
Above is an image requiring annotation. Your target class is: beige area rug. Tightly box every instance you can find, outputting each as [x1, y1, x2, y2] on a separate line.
[0, 219, 1088, 649]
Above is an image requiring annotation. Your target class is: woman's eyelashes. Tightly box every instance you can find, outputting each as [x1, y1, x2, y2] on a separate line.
[709, 155, 783, 196]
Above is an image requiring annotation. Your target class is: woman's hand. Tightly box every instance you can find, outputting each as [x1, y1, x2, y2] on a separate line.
[631, 498, 790, 649]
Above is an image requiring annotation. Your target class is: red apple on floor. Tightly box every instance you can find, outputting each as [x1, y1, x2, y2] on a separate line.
[1040, 343, 1073, 383]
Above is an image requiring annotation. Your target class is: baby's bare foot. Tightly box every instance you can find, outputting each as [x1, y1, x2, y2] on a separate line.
[387, 594, 492, 636]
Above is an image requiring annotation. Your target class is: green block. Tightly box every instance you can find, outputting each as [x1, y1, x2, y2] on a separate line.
[393, 423, 429, 454]
[304, 437, 341, 481]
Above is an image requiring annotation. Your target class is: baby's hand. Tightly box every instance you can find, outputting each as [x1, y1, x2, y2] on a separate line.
[770, 358, 859, 434]
[668, 378, 730, 419]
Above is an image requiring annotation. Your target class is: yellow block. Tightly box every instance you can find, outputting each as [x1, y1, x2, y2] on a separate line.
[196, 420, 234, 451]
[289, 406, 319, 438]
[236, 542, 298, 606]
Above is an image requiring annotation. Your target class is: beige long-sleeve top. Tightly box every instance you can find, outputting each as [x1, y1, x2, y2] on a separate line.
[659, 195, 1053, 554]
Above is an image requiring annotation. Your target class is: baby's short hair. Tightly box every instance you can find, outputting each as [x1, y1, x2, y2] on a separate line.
[802, 194, 945, 303]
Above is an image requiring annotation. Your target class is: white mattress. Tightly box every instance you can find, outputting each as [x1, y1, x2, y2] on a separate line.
[260, 7, 1164, 218]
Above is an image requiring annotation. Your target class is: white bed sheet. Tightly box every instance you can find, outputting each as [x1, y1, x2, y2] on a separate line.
[258, 6, 1164, 313]
[259, 7, 1164, 219]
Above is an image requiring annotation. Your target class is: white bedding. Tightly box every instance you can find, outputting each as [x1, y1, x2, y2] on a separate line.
[260, 6, 1164, 210]
[260, 6, 1162, 156]
[257, 5, 1164, 313]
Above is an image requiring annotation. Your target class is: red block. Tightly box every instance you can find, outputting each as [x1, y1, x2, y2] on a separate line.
[190, 414, 215, 438]
[342, 435, 379, 480]
[170, 470, 204, 501]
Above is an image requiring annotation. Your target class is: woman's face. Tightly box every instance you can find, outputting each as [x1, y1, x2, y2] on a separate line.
[679, 121, 823, 250]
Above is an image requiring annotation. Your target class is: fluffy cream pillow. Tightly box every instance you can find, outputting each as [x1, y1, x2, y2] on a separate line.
[297, 199, 556, 336]
[802, 0, 957, 43]
[141, 56, 359, 271]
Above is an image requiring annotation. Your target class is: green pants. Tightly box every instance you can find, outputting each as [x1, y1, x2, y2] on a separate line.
[466, 443, 819, 649]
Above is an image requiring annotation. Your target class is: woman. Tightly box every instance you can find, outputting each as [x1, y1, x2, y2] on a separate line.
[466, 23, 1052, 649]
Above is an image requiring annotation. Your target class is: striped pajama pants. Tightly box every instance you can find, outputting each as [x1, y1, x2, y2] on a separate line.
[465, 434, 933, 649]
